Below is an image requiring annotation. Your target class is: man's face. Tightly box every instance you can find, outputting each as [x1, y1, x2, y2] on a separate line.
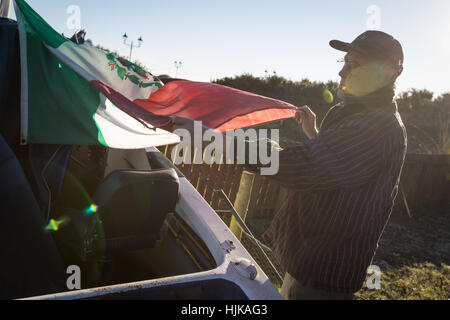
[336, 51, 399, 100]
[337, 51, 373, 100]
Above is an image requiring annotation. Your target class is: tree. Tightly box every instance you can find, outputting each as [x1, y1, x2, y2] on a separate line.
[213, 74, 449, 154]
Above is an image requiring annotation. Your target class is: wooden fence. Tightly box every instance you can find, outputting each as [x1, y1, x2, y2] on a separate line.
[393, 153, 450, 216]
[167, 150, 449, 220]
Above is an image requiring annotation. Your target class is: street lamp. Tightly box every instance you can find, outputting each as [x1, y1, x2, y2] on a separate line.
[174, 61, 183, 77]
[122, 33, 143, 61]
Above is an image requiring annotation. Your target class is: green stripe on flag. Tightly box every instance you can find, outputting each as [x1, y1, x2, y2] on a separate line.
[26, 26, 105, 145]
[15, 0, 67, 48]
[94, 119, 108, 147]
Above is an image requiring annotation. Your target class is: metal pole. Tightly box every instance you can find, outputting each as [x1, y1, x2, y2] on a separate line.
[214, 189, 284, 284]
[129, 41, 133, 61]
[174, 61, 182, 77]
[123, 35, 142, 61]
[0, 0, 11, 18]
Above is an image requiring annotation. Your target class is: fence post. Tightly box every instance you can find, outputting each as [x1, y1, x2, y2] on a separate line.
[245, 174, 263, 220]
[229, 171, 258, 240]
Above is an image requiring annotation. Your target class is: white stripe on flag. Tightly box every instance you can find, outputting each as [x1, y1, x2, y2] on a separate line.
[94, 95, 180, 149]
[50, 42, 159, 100]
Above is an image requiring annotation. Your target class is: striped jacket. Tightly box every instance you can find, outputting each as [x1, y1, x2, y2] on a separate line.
[261, 99, 407, 293]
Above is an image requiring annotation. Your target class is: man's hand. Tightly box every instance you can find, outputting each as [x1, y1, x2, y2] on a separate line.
[295, 105, 318, 139]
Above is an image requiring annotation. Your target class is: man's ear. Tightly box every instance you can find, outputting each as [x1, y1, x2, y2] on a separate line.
[386, 56, 403, 78]
[389, 64, 402, 86]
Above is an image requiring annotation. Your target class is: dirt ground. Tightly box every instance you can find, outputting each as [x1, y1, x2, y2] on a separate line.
[242, 200, 450, 299]
[355, 202, 450, 300]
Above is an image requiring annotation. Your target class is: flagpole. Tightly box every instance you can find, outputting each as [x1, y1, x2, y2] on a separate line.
[0, 0, 11, 18]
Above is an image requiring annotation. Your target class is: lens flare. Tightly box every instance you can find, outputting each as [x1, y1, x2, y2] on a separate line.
[343, 61, 396, 97]
[323, 89, 334, 104]
[84, 203, 98, 216]
[44, 217, 69, 232]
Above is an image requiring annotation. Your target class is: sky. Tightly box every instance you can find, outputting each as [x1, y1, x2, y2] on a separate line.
[7, 0, 450, 98]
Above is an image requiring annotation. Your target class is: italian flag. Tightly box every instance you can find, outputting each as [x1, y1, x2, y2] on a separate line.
[14, 0, 180, 148]
[14, 0, 297, 149]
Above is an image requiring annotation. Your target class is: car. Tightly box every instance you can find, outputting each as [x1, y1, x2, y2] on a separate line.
[0, 2, 282, 300]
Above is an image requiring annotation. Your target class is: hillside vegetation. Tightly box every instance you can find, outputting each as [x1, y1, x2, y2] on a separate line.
[213, 74, 449, 154]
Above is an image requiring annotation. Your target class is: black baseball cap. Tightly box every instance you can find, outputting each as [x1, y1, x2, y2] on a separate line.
[330, 31, 403, 63]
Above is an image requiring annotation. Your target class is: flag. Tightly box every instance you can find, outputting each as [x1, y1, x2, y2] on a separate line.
[14, 0, 179, 148]
[14, 0, 297, 149]
[136, 80, 297, 132]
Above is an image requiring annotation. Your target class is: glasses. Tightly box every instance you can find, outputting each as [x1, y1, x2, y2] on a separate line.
[337, 58, 360, 69]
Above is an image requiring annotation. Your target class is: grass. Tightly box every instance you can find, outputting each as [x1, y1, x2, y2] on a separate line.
[240, 201, 449, 300]
[355, 263, 450, 300]
[354, 203, 449, 300]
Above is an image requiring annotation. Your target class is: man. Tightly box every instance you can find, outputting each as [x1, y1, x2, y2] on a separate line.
[267, 30, 407, 300]
[173, 30, 407, 300]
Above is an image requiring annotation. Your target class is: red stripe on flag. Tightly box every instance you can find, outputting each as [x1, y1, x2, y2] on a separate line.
[90, 80, 172, 128]
[215, 108, 297, 132]
[134, 81, 297, 131]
